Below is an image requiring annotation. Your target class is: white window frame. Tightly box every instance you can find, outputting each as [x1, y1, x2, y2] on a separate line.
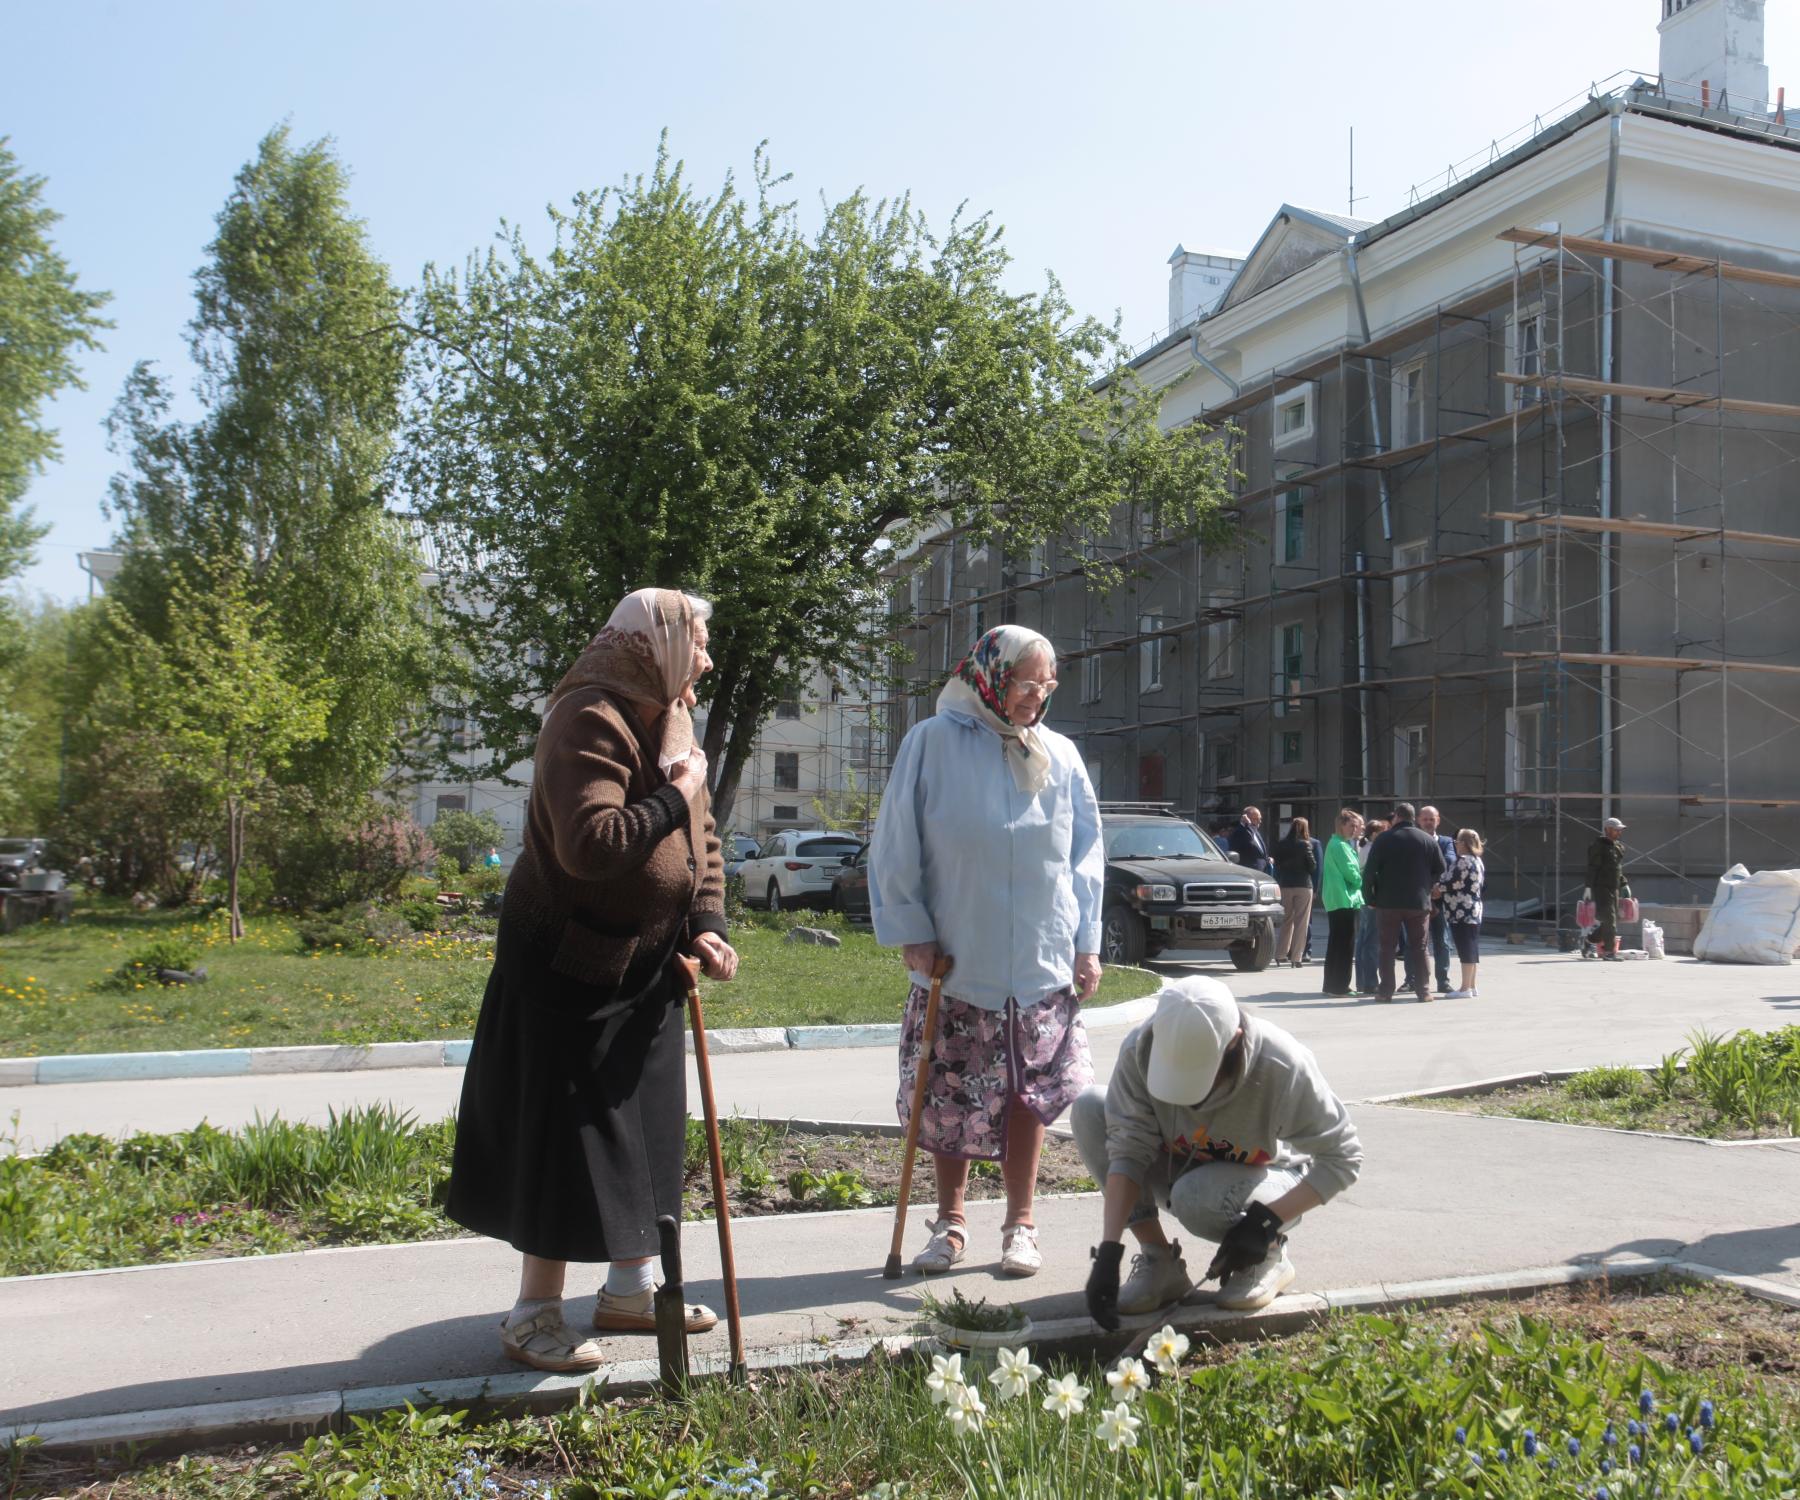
[1391, 540, 1430, 645]
[1139, 614, 1164, 693]
[1505, 704, 1545, 813]
[1080, 629, 1102, 704]
[1204, 593, 1238, 681]
[1502, 519, 1547, 626]
[1275, 488, 1306, 565]
[1505, 306, 1545, 409]
[1395, 724, 1428, 800]
[1392, 359, 1427, 449]
[1273, 388, 1315, 450]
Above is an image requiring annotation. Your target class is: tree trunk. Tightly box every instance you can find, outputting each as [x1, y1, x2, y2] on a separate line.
[226, 793, 243, 942]
[709, 699, 768, 835]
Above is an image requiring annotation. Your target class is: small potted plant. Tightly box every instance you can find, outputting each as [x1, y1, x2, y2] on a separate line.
[918, 1288, 1032, 1364]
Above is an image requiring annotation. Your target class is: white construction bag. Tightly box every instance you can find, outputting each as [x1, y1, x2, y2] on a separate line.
[1693, 864, 1800, 965]
[1642, 920, 1665, 960]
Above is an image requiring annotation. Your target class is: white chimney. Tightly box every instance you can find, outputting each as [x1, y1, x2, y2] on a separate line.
[1167, 245, 1245, 331]
[1658, 0, 1771, 112]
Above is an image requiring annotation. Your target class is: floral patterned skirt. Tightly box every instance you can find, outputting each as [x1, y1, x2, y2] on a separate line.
[894, 985, 1093, 1161]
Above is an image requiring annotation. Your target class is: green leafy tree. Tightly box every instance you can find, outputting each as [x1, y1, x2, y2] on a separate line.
[811, 767, 880, 838]
[0, 139, 111, 824]
[106, 570, 332, 938]
[103, 126, 434, 813]
[430, 806, 504, 872]
[403, 141, 1234, 828]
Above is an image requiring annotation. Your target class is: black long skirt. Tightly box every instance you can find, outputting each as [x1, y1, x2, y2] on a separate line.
[446, 936, 687, 1264]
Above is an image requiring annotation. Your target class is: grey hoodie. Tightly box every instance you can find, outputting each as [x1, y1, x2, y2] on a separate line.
[1104, 1014, 1363, 1204]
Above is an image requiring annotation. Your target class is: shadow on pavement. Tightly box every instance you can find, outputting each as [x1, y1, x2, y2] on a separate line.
[1576, 1223, 1800, 1282]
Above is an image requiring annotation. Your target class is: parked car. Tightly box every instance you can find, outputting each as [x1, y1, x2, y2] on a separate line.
[723, 834, 761, 881]
[739, 829, 864, 912]
[1098, 805, 1282, 971]
[832, 845, 871, 921]
[0, 838, 46, 890]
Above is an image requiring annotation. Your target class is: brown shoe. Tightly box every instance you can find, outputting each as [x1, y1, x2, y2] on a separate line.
[592, 1287, 719, 1334]
[499, 1304, 605, 1372]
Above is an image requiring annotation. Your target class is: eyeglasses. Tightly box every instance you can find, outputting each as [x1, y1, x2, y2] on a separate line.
[1011, 677, 1058, 698]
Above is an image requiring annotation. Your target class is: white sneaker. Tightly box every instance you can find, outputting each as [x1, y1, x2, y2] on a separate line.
[912, 1218, 966, 1274]
[999, 1223, 1042, 1278]
[1445, 988, 1474, 999]
[1118, 1240, 1194, 1315]
[1216, 1241, 1297, 1311]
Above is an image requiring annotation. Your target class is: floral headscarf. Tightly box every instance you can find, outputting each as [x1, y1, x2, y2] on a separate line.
[937, 625, 1057, 795]
[548, 588, 712, 772]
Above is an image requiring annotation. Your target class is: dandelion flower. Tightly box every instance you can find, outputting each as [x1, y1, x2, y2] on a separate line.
[1041, 1372, 1089, 1421]
[988, 1346, 1042, 1401]
[945, 1380, 986, 1437]
[1106, 1356, 1152, 1403]
[1146, 1324, 1191, 1376]
[1096, 1401, 1142, 1452]
[924, 1352, 964, 1405]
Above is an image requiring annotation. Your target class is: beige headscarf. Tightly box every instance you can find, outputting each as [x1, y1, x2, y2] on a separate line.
[548, 588, 713, 772]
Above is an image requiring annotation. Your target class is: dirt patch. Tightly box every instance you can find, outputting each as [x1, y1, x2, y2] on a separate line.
[683, 1127, 1096, 1219]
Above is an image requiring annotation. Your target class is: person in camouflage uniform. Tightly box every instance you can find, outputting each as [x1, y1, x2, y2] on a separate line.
[1584, 817, 1628, 960]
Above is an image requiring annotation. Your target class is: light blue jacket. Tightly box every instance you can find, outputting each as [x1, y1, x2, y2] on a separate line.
[869, 708, 1105, 1009]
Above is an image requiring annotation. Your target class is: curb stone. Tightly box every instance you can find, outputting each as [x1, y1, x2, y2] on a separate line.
[3, 1255, 1744, 1458]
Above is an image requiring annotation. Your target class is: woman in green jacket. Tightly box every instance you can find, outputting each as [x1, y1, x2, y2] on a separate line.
[1320, 809, 1365, 997]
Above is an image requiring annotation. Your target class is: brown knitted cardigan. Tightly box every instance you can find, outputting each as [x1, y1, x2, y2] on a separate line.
[498, 685, 726, 1006]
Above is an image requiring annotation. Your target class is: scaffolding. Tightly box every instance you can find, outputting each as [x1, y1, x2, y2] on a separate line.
[879, 207, 1800, 926]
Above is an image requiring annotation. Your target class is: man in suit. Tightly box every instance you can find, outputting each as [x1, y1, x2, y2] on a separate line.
[1412, 806, 1459, 996]
[1363, 803, 1447, 1003]
[1224, 807, 1271, 874]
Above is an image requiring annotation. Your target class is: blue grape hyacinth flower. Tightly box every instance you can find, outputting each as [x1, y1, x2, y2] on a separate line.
[1690, 1430, 1705, 1455]
[1568, 1436, 1582, 1458]
[1601, 1457, 1614, 1475]
[1524, 1430, 1539, 1459]
[1605, 1424, 1619, 1447]
[1640, 1389, 1656, 1415]
[1454, 1426, 1467, 1445]
[1628, 1420, 1641, 1439]
[1629, 1443, 1642, 1465]
[1498, 1449, 1511, 1465]
[1666, 1413, 1681, 1433]
[1700, 1399, 1715, 1429]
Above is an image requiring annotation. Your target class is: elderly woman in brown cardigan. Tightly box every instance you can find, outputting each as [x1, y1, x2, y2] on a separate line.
[447, 587, 737, 1373]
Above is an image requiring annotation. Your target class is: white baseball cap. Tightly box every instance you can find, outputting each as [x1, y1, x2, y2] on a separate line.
[1604, 817, 1627, 831]
[1145, 977, 1242, 1104]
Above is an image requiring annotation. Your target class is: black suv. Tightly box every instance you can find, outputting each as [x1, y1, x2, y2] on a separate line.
[1099, 805, 1281, 971]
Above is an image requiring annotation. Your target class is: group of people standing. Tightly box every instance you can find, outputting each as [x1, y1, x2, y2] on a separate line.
[1225, 802, 1487, 1003]
[444, 603, 1363, 1371]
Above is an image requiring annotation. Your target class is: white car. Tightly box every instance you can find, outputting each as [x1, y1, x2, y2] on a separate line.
[739, 829, 864, 912]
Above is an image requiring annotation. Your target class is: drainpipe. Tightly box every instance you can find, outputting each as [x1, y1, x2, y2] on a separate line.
[1600, 99, 1623, 824]
[1187, 329, 1240, 397]
[1345, 237, 1387, 798]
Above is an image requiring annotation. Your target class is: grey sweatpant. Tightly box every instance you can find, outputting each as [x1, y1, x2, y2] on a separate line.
[1069, 1086, 1305, 1244]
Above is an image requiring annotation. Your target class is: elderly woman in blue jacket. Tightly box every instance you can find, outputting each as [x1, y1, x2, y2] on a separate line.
[870, 625, 1104, 1279]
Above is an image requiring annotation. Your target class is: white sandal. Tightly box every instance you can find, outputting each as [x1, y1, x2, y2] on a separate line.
[912, 1217, 966, 1273]
[1000, 1223, 1042, 1278]
[499, 1304, 604, 1372]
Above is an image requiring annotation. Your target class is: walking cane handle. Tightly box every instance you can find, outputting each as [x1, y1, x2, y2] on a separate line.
[674, 952, 702, 989]
[930, 954, 954, 982]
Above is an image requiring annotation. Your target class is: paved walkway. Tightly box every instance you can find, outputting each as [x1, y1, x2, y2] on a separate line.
[5, 947, 1800, 1428]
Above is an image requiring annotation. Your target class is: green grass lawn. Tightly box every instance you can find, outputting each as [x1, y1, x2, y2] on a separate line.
[0, 901, 1158, 1056]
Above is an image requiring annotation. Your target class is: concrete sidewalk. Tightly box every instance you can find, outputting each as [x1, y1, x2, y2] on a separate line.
[2, 948, 1792, 1149]
[7, 1105, 1800, 1426]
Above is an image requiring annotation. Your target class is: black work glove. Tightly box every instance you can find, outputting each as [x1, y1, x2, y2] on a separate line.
[1204, 1201, 1284, 1282]
[1086, 1241, 1126, 1330]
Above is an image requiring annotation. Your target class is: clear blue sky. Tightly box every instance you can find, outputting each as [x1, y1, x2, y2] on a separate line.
[10, 0, 1795, 602]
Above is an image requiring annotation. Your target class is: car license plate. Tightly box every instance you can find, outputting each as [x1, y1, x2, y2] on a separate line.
[1200, 913, 1241, 929]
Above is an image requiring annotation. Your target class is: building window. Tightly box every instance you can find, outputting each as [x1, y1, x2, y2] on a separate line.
[971, 602, 987, 641]
[1395, 724, 1428, 799]
[848, 726, 871, 765]
[1392, 359, 1426, 448]
[773, 752, 799, 790]
[1209, 736, 1238, 785]
[1138, 753, 1165, 801]
[1506, 704, 1545, 812]
[1506, 308, 1545, 408]
[439, 710, 474, 749]
[434, 793, 467, 818]
[1205, 594, 1238, 680]
[1279, 622, 1305, 707]
[967, 538, 988, 566]
[1139, 615, 1164, 693]
[1392, 540, 1430, 645]
[776, 698, 801, 720]
[1503, 520, 1546, 625]
[1274, 388, 1314, 449]
[1276, 490, 1306, 564]
[1281, 730, 1303, 765]
[1080, 629, 1102, 703]
[1135, 504, 1161, 551]
[771, 804, 799, 823]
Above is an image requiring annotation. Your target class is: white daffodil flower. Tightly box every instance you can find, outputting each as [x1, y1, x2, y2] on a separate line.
[925, 1351, 965, 1405]
[1106, 1356, 1153, 1403]
[1041, 1372, 1090, 1421]
[1096, 1401, 1143, 1452]
[945, 1380, 987, 1437]
[1147, 1324, 1191, 1376]
[988, 1345, 1043, 1402]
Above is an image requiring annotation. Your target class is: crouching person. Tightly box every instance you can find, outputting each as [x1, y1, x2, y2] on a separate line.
[1074, 976, 1362, 1327]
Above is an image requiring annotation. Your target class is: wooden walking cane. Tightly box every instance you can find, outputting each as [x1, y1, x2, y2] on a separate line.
[675, 952, 747, 1384]
[884, 953, 954, 1279]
